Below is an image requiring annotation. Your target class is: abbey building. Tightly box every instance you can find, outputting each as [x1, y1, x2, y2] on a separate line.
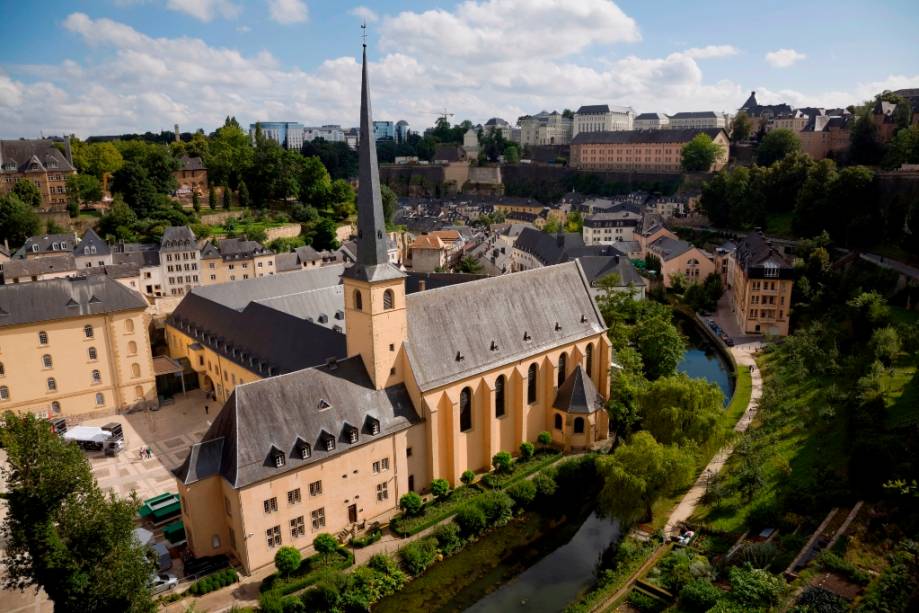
[173, 44, 612, 574]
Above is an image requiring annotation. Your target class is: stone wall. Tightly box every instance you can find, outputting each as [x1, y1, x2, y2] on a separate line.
[199, 210, 245, 225]
[502, 165, 683, 203]
[264, 223, 302, 242]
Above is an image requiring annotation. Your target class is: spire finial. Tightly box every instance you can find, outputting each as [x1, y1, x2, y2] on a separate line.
[361, 21, 368, 48]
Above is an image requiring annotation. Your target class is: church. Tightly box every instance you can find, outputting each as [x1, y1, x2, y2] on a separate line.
[173, 42, 612, 574]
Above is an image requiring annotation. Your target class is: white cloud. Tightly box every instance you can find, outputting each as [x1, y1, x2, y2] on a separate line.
[268, 0, 309, 24]
[236, 25, 251, 33]
[765, 48, 806, 68]
[349, 6, 378, 23]
[165, 0, 241, 22]
[683, 45, 738, 60]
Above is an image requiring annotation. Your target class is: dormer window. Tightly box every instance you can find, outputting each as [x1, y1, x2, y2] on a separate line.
[318, 314, 328, 324]
[366, 416, 381, 435]
[320, 431, 335, 451]
[270, 447, 286, 467]
[344, 424, 359, 444]
[318, 398, 331, 410]
[296, 439, 311, 459]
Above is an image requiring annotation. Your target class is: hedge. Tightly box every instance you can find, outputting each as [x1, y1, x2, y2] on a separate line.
[350, 527, 383, 549]
[188, 568, 238, 595]
[260, 547, 354, 596]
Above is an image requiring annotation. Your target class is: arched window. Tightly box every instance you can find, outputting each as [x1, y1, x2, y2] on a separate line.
[84, 325, 94, 338]
[128, 341, 137, 355]
[574, 417, 585, 434]
[0, 386, 8, 400]
[47, 377, 56, 391]
[0, 362, 4, 376]
[95, 392, 104, 406]
[38, 330, 48, 345]
[125, 318, 134, 332]
[131, 363, 141, 378]
[42, 354, 53, 369]
[459, 387, 472, 432]
[554, 413, 562, 430]
[585, 343, 594, 378]
[527, 364, 538, 404]
[135, 385, 144, 400]
[353, 289, 363, 311]
[383, 289, 394, 310]
[92, 369, 101, 383]
[558, 352, 567, 387]
[51, 401, 61, 414]
[88, 347, 97, 361]
[495, 375, 506, 418]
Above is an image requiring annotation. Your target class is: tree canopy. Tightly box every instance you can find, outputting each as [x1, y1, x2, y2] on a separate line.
[0, 193, 42, 247]
[638, 374, 725, 446]
[756, 128, 801, 166]
[681, 133, 723, 172]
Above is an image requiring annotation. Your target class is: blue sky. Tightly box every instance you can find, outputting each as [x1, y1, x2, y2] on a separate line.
[1, 0, 917, 137]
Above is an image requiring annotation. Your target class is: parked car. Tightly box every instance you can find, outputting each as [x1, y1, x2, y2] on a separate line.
[149, 572, 178, 595]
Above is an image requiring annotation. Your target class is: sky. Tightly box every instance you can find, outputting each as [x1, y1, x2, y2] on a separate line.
[1, 0, 918, 138]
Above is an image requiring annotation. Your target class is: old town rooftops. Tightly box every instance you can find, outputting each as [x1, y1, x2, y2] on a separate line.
[174, 356, 420, 488]
[404, 261, 606, 391]
[0, 275, 147, 327]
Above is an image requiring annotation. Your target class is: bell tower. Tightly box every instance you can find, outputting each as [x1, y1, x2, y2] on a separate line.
[342, 28, 407, 390]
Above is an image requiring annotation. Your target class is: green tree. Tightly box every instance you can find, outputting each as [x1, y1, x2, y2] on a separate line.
[849, 112, 885, 166]
[192, 191, 201, 213]
[756, 128, 801, 166]
[460, 470, 476, 485]
[381, 184, 397, 226]
[222, 186, 231, 210]
[597, 431, 695, 524]
[537, 431, 552, 447]
[644, 252, 662, 274]
[869, 326, 901, 365]
[238, 179, 251, 208]
[205, 116, 253, 189]
[297, 155, 333, 208]
[66, 174, 103, 210]
[519, 441, 535, 460]
[681, 132, 723, 172]
[492, 451, 513, 474]
[110, 162, 158, 217]
[727, 564, 786, 608]
[70, 139, 124, 180]
[430, 478, 451, 500]
[312, 533, 339, 556]
[0, 413, 155, 612]
[208, 186, 217, 210]
[0, 193, 42, 247]
[273, 546, 301, 576]
[638, 374, 724, 445]
[503, 144, 520, 163]
[634, 313, 686, 380]
[399, 492, 423, 516]
[458, 256, 483, 274]
[11, 178, 42, 208]
[731, 111, 753, 142]
[97, 197, 139, 241]
[310, 217, 340, 251]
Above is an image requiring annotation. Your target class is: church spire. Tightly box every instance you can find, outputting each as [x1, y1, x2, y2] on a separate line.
[346, 26, 394, 276]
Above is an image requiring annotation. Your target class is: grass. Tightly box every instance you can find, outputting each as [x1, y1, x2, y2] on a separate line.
[259, 547, 353, 596]
[726, 365, 753, 425]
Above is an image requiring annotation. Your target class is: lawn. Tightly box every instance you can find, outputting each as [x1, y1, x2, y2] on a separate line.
[725, 365, 753, 424]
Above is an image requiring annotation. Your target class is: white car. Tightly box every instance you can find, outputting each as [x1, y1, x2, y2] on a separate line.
[149, 572, 178, 595]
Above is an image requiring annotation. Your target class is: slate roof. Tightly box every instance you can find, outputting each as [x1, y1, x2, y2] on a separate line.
[404, 261, 606, 391]
[553, 365, 602, 414]
[635, 112, 667, 120]
[191, 264, 344, 310]
[0, 275, 147, 328]
[433, 145, 465, 162]
[576, 255, 646, 288]
[583, 210, 642, 227]
[160, 226, 196, 251]
[0, 139, 75, 174]
[572, 128, 725, 145]
[734, 232, 794, 279]
[174, 356, 420, 488]
[113, 247, 161, 268]
[514, 228, 586, 265]
[74, 229, 111, 257]
[178, 156, 206, 171]
[670, 111, 719, 119]
[404, 272, 485, 294]
[202, 237, 273, 261]
[485, 117, 509, 126]
[14, 233, 77, 258]
[577, 105, 610, 114]
[648, 236, 695, 261]
[85, 263, 142, 280]
[4, 254, 76, 279]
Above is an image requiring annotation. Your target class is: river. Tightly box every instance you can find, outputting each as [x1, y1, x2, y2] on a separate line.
[676, 318, 734, 404]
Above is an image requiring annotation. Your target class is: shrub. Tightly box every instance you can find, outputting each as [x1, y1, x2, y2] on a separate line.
[520, 441, 535, 460]
[350, 527, 383, 548]
[537, 431, 552, 447]
[313, 533, 339, 556]
[433, 522, 464, 556]
[189, 568, 238, 595]
[345, 565, 406, 607]
[399, 491, 424, 516]
[274, 546, 301, 576]
[727, 564, 786, 607]
[533, 472, 557, 498]
[300, 571, 348, 611]
[455, 504, 487, 537]
[679, 579, 723, 612]
[399, 537, 438, 576]
[480, 473, 499, 489]
[368, 553, 401, 576]
[627, 589, 665, 612]
[477, 490, 514, 526]
[460, 470, 476, 485]
[506, 479, 537, 509]
[431, 478, 451, 500]
[792, 586, 847, 613]
[492, 451, 514, 473]
[816, 551, 871, 585]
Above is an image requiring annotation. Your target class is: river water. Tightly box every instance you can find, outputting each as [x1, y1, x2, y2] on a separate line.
[676, 319, 734, 404]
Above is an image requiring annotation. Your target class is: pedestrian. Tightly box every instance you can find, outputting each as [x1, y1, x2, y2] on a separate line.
[205, 404, 209, 415]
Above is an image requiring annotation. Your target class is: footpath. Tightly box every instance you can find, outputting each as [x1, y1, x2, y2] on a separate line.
[589, 341, 765, 613]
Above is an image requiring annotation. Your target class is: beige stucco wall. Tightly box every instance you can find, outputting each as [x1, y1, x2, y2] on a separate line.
[410, 247, 445, 273]
[201, 253, 277, 286]
[729, 263, 793, 336]
[166, 325, 261, 403]
[0, 309, 155, 418]
[572, 132, 729, 172]
[659, 248, 716, 288]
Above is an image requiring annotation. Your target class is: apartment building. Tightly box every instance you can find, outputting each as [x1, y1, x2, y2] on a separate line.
[0, 276, 155, 418]
[571, 128, 730, 172]
[582, 206, 642, 246]
[727, 233, 794, 336]
[0, 139, 76, 209]
[634, 112, 670, 130]
[200, 238, 275, 285]
[573, 105, 634, 137]
[646, 236, 715, 288]
[160, 226, 201, 296]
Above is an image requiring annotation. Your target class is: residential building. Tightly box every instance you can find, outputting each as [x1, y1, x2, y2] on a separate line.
[799, 114, 852, 160]
[572, 105, 634, 137]
[0, 276, 155, 418]
[636, 213, 678, 253]
[373, 121, 395, 141]
[3, 255, 76, 284]
[582, 207, 642, 246]
[408, 230, 463, 272]
[73, 229, 113, 269]
[433, 145, 467, 164]
[482, 117, 512, 140]
[738, 91, 793, 133]
[174, 156, 208, 195]
[160, 226, 201, 296]
[571, 128, 730, 173]
[462, 129, 479, 158]
[250, 122, 305, 150]
[113, 243, 164, 297]
[0, 139, 76, 209]
[727, 232, 794, 336]
[200, 238, 275, 285]
[275, 245, 344, 273]
[667, 111, 730, 130]
[519, 112, 573, 146]
[174, 45, 613, 574]
[646, 236, 715, 288]
[14, 233, 77, 259]
[634, 112, 670, 130]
